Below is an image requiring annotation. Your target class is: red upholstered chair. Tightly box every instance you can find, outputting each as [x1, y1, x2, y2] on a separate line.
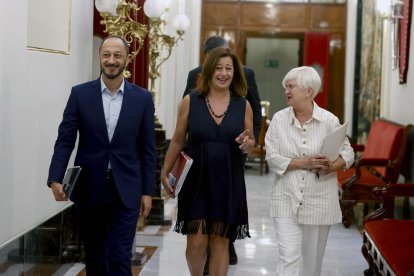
[337, 119, 413, 227]
[362, 184, 414, 276]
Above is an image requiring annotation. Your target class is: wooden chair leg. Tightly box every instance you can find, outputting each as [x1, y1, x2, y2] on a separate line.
[340, 201, 354, 228]
[361, 236, 375, 276]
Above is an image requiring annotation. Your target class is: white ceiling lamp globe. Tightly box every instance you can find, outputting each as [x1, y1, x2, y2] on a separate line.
[95, 0, 118, 16]
[95, 0, 106, 12]
[143, 0, 168, 19]
[173, 14, 190, 32]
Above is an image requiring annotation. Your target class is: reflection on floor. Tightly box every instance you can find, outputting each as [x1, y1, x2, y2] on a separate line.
[138, 170, 367, 276]
[0, 167, 368, 275]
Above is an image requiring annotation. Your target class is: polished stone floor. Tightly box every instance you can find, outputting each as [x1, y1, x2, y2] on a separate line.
[0, 167, 369, 275]
[138, 168, 368, 276]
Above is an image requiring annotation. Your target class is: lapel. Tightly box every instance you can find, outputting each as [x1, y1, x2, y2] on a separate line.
[91, 78, 110, 143]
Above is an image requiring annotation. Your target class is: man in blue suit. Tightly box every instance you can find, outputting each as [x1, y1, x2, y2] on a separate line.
[47, 35, 156, 276]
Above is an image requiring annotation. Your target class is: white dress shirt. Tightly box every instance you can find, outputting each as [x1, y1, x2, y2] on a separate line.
[100, 77, 124, 142]
[100, 77, 124, 169]
[265, 102, 354, 225]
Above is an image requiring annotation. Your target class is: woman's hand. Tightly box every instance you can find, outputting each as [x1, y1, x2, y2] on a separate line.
[235, 129, 254, 153]
[317, 163, 335, 176]
[303, 155, 330, 170]
[161, 172, 176, 198]
[317, 156, 346, 176]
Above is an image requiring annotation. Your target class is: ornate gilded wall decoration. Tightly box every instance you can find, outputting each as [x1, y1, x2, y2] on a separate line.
[357, 0, 383, 143]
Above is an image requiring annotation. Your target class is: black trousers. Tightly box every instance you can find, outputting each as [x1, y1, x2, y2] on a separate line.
[76, 170, 140, 276]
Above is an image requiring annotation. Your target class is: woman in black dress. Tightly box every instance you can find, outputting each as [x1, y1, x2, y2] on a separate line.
[161, 47, 255, 276]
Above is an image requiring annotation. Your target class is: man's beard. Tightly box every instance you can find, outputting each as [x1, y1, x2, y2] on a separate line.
[101, 63, 126, 79]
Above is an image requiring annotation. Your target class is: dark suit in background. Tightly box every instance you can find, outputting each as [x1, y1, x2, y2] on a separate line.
[183, 65, 262, 142]
[48, 77, 156, 275]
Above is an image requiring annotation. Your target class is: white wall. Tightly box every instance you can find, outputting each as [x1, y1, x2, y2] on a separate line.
[383, 11, 414, 125]
[154, 0, 202, 138]
[0, 0, 94, 248]
[344, 0, 357, 136]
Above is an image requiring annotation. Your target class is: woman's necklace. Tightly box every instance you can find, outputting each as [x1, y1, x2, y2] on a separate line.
[205, 95, 231, 119]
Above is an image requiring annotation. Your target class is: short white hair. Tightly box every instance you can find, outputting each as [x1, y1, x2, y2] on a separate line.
[282, 66, 321, 99]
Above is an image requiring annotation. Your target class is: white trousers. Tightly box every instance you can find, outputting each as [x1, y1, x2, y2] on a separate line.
[273, 218, 331, 276]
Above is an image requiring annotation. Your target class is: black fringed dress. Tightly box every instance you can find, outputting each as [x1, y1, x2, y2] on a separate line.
[174, 92, 250, 241]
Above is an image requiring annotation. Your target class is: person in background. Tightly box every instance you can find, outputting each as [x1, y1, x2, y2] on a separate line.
[265, 66, 354, 276]
[47, 35, 156, 276]
[161, 47, 254, 276]
[183, 35, 261, 272]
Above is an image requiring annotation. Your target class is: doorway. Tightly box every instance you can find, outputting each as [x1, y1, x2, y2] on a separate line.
[245, 37, 301, 117]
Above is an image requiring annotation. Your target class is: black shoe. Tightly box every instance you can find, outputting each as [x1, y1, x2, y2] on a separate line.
[229, 242, 238, 265]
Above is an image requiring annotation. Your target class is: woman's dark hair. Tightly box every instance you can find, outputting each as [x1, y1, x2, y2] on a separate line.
[197, 47, 247, 97]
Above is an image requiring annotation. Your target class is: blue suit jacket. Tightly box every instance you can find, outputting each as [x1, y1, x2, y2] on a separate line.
[48, 78, 156, 209]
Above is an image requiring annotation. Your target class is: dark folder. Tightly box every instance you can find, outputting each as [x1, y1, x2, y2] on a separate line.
[62, 166, 82, 198]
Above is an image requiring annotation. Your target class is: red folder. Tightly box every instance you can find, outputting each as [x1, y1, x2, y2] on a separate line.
[170, 151, 193, 196]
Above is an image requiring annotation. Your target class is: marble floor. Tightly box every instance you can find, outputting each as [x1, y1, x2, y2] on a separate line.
[0, 167, 369, 275]
[138, 168, 368, 276]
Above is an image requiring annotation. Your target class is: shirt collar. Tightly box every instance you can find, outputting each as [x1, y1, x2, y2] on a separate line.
[288, 107, 296, 124]
[100, 76, 125, 95]
[288, 101, 323, 125]
[312, 101, 323, 121]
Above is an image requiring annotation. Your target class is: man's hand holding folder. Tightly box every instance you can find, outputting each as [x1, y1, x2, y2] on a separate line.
[50, 166, 82, 201]
[50, 182, 67, 201]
